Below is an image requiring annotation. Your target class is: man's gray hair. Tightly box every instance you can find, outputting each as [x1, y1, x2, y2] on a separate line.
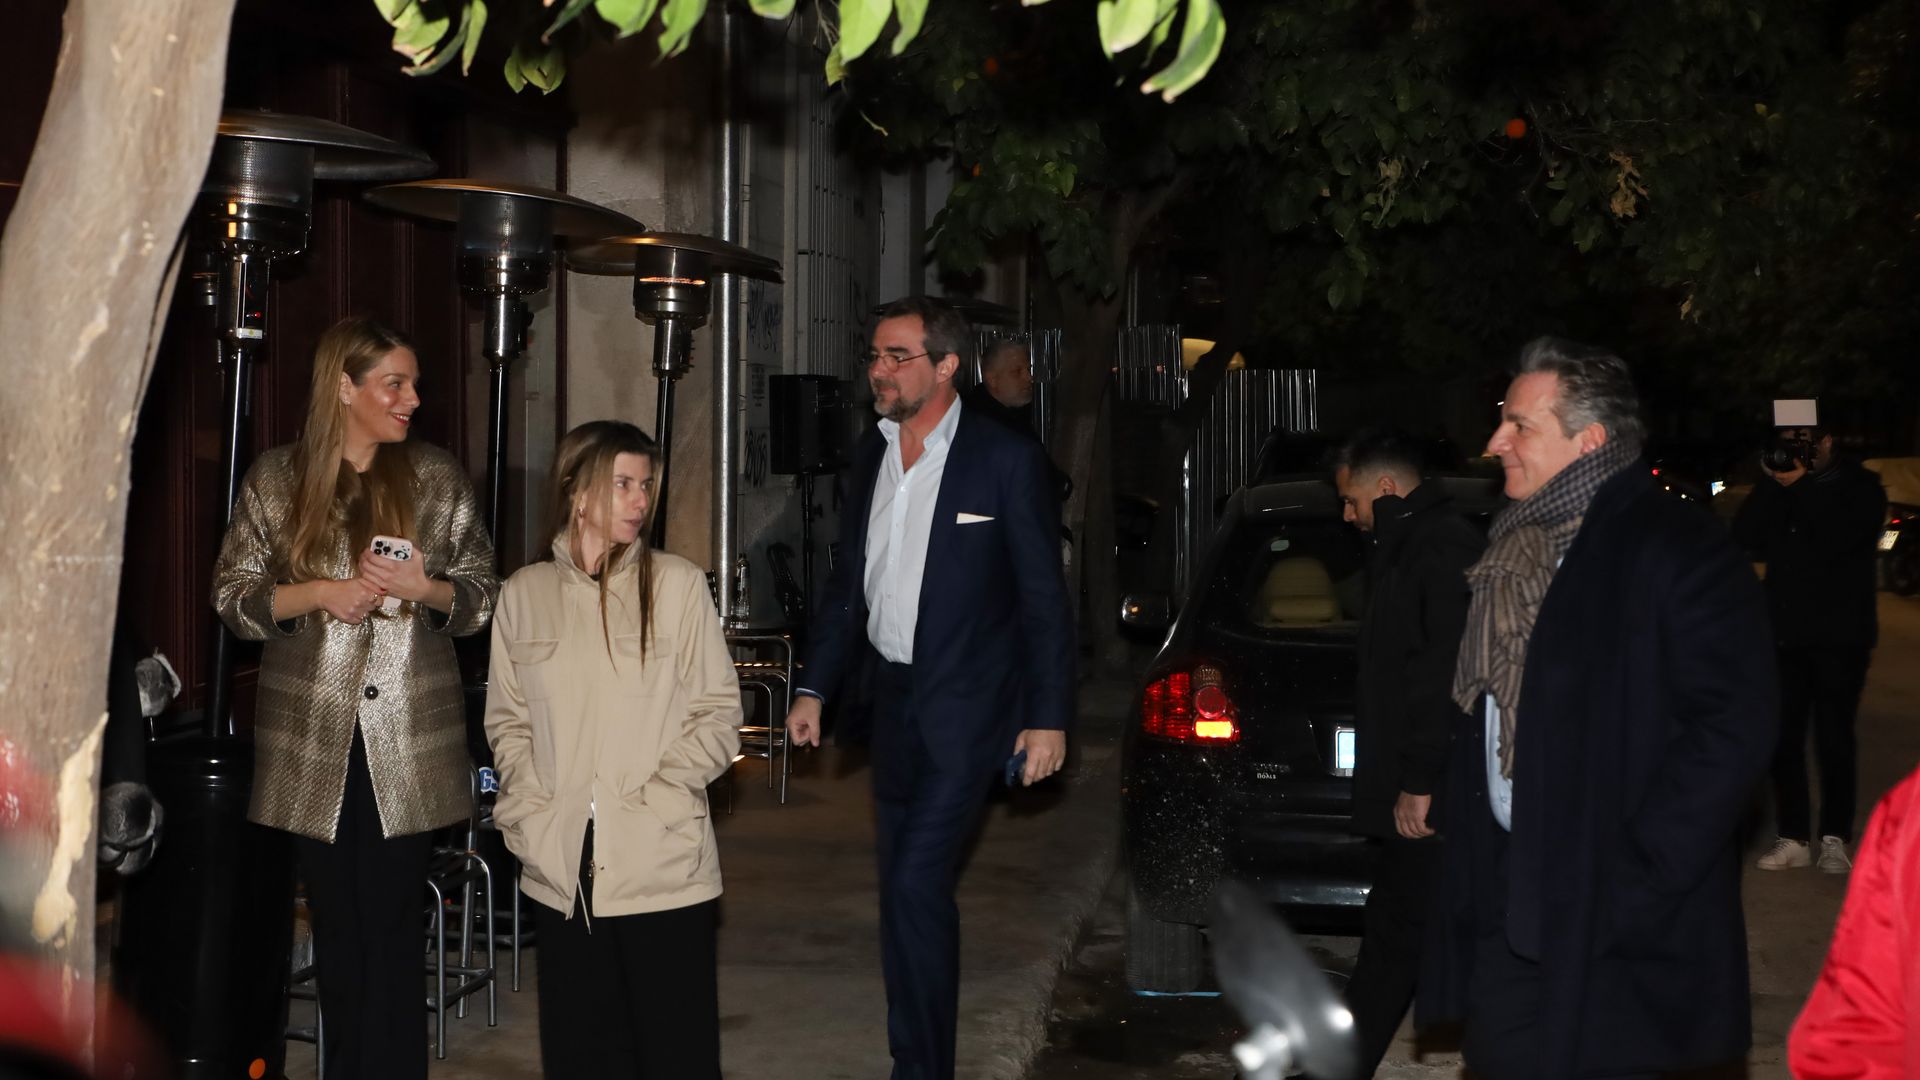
[1513, 336, 1646, 445]
[873, 296, 972, 367]
[982, 337, 1029, 376]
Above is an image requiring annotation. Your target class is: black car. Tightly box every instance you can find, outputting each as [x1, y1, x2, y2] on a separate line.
[1118, 473, 1501, 993]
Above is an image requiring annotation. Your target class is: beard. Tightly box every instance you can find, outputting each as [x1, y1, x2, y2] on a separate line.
[872, 379, 929, 423]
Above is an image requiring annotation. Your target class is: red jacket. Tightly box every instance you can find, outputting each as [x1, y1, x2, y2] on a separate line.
[1790, 769, 1920, 1078]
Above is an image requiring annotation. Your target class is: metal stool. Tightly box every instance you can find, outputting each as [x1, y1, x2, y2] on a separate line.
[735, 676, 791, 804]
[423, 768, 498, 1057]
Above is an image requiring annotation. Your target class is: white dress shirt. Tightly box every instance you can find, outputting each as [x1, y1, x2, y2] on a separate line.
[863, 398, 963, 664]
[1486, 696, 1513, 830]
[1484, 555, 1561, 831]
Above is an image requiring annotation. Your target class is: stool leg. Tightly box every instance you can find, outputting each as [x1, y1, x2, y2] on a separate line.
[457, 874, 473, 1020]
[429, 880, 448, 1060]
[482, 858, 498, 1027]
[511, 870, 522, 993]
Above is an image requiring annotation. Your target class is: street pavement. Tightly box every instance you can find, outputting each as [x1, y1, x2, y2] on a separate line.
[1028, 591, 1920, 1079]
[285, 680, 1132, 1079]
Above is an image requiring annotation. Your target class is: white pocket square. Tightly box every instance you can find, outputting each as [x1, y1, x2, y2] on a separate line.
[956, 512, 994, 525]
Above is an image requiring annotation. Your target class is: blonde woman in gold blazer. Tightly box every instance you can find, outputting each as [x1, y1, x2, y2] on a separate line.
[486, 420, 740, 1079]
[211, 316, 497, 1080]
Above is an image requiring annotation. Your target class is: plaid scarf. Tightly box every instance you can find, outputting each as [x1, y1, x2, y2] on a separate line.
[1452, 437, 1641, 778]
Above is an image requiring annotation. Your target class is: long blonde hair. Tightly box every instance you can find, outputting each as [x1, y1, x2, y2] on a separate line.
[286, 317, 418, 581]
[545, 421, 661, 661]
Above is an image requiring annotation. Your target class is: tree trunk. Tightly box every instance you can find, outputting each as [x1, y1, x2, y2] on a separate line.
[0, 0, 236, 1027]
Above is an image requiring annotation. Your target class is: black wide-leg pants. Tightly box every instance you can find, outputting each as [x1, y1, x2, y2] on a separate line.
[532, 824, 722, 1079]
[293, 726, 433, 1080]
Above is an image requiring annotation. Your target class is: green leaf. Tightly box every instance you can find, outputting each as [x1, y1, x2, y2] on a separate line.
[504, 42, 528, 92]
[1327, 278, 1347, 310]
[595, 0, 660, 37]
[892, 0, 928, 55]
[461, 0, 487, 73]
[1140, 0, 1225, 103]
[404, 0, 479, 74]
[373, 0, 419, 22]
[748, 0, 796, 15]
[391, 3, 452, 61]
[508, 40, 567, 92]
[657, 0, 705, 58]
[543, 0, 596, 40]
[837, 0, 891, 64]
[1097, 0, 1159, 57]
[824, 41, 847, 85]
[1146, 0, 1177, 54]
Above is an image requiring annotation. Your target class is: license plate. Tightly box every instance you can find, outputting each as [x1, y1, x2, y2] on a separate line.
[1333, 727, 1356, 776]
[1881, 530, 1901, 552]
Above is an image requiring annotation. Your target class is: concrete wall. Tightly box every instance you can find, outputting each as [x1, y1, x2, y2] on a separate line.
[563, 29, 719, 566]
[558, 14, 1025, 629]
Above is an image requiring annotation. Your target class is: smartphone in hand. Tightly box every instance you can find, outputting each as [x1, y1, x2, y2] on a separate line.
[1004, 750, 1028, 788]
[369, 535, 413, 614]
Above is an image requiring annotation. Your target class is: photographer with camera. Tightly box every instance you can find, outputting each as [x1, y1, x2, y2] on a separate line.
[1734, 418, 1886, 874]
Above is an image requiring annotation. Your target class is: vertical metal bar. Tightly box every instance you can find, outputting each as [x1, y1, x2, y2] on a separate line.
[715, 4, 741, 611]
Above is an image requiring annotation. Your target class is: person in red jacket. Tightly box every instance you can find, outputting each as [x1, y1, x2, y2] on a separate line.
[1789, 767, 1920, 1077]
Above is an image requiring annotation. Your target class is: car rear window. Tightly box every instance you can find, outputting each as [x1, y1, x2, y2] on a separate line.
[1201, 517, 1368, 634]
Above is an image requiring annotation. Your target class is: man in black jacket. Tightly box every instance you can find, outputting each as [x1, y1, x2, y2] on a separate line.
[1732, 426, 1886, 874]
[1418, 338, 1776, 1079]
[1333, 429, 1486, 1076]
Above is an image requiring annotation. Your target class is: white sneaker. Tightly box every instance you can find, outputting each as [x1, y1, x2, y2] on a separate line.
[1756, 837, 1811, 870]
[1817, 836, 1852, 875]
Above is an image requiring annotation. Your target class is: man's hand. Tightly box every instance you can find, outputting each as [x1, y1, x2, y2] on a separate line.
[1393, 791, 1435, 840]
[786, 695, 824, 748]
[1014, 729, 1067, 786]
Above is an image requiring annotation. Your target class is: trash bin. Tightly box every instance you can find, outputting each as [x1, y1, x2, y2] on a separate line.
[114, 735, 295, 1080]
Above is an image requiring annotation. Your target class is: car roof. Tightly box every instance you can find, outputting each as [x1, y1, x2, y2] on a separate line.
[1239, 473, 1507, 522]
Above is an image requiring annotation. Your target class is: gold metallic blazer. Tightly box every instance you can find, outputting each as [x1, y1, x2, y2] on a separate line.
[211, 442, 499, 842]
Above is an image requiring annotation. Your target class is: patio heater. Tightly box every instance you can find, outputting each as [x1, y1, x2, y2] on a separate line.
[117, 110, 433, 1080]
[566, 233, 781, 549]
[363, 180, 642, 545]
[202, 111, 435, 736]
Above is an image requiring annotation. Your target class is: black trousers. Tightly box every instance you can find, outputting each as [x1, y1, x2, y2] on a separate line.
[293, 726, 434, 1080]
[532, 824, 722, 1079]
[1772, 646, 1872, 843]
[870, 660, 996, 1080]
[1344, 834, 1442, 1077]
[1461, 810, 1653, 1080]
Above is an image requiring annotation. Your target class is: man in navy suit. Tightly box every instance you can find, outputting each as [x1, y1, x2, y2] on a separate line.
[786, 296, 1076, 1080]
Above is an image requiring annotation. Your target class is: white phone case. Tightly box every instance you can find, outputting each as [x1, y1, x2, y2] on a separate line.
[370, 535, 413, 614]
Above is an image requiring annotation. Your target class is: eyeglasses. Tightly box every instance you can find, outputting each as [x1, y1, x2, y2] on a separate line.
[863, 350, 931, 371]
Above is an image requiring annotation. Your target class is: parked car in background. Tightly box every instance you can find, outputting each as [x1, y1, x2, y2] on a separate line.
[1116, 472, 1502, 992]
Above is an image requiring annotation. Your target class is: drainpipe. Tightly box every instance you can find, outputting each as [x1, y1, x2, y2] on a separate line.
[714, 2, 742, 614]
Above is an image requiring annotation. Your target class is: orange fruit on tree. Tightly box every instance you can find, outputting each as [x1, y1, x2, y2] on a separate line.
[1504, 117, 1528, 140]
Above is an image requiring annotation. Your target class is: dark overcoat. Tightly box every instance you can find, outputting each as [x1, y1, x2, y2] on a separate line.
[1418, 467, 1779, 1077]
[1351, 482, 1486, 839]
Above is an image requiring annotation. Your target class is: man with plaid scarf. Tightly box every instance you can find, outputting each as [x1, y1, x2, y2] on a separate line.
[1416, 338, 1778, 1079]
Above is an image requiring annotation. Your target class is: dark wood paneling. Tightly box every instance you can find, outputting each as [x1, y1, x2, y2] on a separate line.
[0, 1, 65, 235]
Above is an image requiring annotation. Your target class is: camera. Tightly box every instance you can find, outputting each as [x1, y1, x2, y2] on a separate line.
[1762, 399, 1822, 475]
[1762, 430, 1818, 474]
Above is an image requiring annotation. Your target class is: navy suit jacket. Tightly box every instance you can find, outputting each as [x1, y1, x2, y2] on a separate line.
[798, 402, 1076, 765]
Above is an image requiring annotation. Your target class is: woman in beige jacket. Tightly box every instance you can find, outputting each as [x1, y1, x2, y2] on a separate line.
[485, 420, 741, 1078]
[212, 316, 497, 1080]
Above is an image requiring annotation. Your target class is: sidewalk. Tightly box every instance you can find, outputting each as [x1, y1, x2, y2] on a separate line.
[287, 679, 1132, 1080]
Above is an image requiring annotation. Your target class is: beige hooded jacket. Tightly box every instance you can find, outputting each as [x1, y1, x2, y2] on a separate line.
[485, 536, 741, 918]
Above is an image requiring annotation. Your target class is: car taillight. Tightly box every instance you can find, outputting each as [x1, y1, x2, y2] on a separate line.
[1141, 665, 1239, 743]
